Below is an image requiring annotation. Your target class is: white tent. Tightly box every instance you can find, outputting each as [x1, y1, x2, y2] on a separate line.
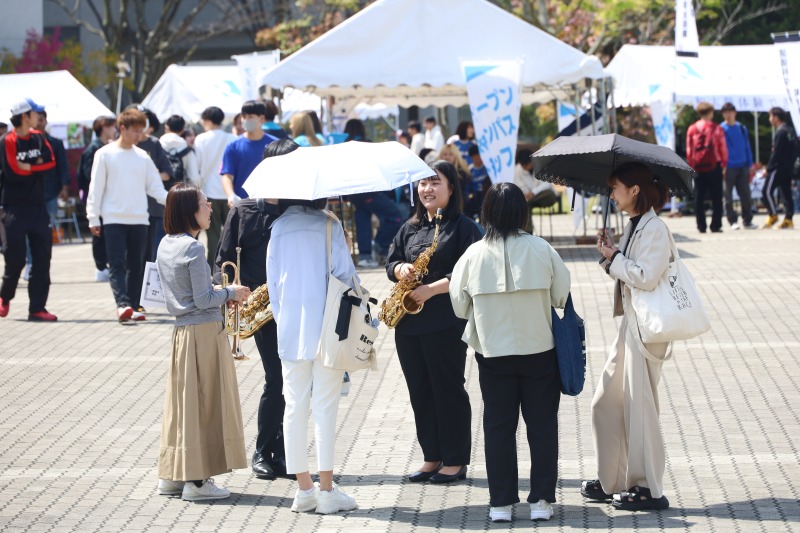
[142, 64, 247, 123]
[606, 44, 788, 111]
[0, 70, 113, 125]
[142, 64, 394, 124]
[260, 0, 605, 106]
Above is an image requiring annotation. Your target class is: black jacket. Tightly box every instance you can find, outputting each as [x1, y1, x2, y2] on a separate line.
[77, 138, 105, 194]
[42, 133, 69, 201]
[0, 129, 55, 207]
[213, 198, 280, 290]
[767, 123, 797, 176]
[385, 212, 482, 335]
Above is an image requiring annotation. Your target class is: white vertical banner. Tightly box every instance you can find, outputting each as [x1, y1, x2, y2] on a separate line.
[461, 60, 523, 183]
[675, 0, 700, 58]
[649, 99, 675, 150]
[773, 34, 800, 136]
[232, 50, 281, 102]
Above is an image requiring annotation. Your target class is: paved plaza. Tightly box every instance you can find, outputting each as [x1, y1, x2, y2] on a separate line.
[1, 212, 799, 532]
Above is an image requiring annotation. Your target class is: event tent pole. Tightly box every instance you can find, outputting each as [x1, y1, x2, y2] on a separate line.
[573, 84, 581, 136]
[589, 79, 597, 136]
[599, 78, 608, 134]
[609, 78, 617, 133]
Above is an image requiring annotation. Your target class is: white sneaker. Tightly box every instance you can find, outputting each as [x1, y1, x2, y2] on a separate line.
[181, 478, 230, 501]
[95, 268, 109, 282]
[291, 483, 319, 512]
[117, 306, 133, 322]
[357, 258, 379, 268]
[489, 505, 513, 522]
[157, 479, 184, 496]
[131, 311, 147, 321]
[530, 499, 553, 521]
[730, 222, 741, 230]
[315, 483, 357, 514]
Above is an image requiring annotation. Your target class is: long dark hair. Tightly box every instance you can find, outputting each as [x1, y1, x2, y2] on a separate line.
[481, 182, 529, 241]
[410, 160, 463, 225]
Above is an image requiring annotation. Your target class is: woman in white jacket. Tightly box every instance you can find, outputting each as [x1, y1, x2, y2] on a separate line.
[450, 182, 570, 523]
[586, 161, 672, 511]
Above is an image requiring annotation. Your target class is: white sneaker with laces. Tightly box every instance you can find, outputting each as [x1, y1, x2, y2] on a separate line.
[315, 483, 357, 514]
[489, 505, 513, 522]
[95, 268, 110, 282]
[730, 222, 741, 230]
[181, 478, 230, 501]
[291, 483, 319, 512]
[157, 479, 184, 496]
[530, 499, 553, 521]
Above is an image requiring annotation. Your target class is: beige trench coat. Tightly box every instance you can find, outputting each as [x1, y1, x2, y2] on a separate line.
[593, 208, 672, 498]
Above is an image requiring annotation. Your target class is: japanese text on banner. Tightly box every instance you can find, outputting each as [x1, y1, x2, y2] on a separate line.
[773, 36, 800, 136]
[462, 60, 523, 183]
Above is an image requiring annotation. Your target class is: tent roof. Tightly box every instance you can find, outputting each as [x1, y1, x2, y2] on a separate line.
[142, 64, 245, 123]
[261, 0, 604, 106]
[0, 70, 113, 125]
[606, 44, 787, 111]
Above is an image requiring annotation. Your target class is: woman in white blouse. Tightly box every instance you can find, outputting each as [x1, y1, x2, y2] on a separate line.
[266, 199, 358, 515]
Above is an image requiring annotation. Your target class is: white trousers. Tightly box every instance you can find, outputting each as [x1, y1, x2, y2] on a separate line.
[281, 359, 344, 474]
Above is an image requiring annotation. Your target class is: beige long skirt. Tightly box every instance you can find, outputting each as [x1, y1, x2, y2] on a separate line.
[158, 321, 247, 481]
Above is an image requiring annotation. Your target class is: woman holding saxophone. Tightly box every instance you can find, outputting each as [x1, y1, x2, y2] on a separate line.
[155, 182, 250, 501]
[384, 160, 482, 484]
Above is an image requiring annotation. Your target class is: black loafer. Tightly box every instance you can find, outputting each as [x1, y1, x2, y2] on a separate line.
[252, 458, 276, 480]
[270, 456, 296, 480]
[407, 462, 442, 482]
[429, 465, 467, 484]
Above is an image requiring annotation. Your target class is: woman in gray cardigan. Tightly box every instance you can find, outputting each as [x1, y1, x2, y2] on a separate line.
[155, 183, 250, 501]
[450, 182, 570, 523]
[587, 162, 672, 511]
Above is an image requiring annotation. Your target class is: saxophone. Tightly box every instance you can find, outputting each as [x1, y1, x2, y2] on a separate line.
[378, 208, 443, 329]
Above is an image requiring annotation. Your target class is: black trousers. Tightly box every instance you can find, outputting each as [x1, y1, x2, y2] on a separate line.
[395, 323, 471, 466]
[104, 224, 147, 309]
[0, 205, 52, 313]
[694, 166, 724, 231]
[92, 217, 107, 271]
[476, 350, 561, 506]
[252, 319, 285, 460]
[763, 170, 794, 220]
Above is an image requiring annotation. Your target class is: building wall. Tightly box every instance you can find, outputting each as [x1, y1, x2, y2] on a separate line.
[0, 0, 43, 54]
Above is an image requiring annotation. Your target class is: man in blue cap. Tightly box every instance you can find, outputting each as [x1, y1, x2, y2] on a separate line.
[0, 98, 58, 321]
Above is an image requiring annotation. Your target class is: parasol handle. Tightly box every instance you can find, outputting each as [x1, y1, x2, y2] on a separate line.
[571, 188, 577, 212]
[602, 188, 612, 233]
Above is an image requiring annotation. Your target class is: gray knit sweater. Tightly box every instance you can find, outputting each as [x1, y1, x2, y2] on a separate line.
[156, 234, 232, 326]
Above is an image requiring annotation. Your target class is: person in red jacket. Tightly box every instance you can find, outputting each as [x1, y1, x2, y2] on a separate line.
[686, 102, 728, 233]
[0, 99, 58, 321]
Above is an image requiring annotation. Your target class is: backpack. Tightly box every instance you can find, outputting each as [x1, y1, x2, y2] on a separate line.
[166, 146, 192, 183]
[691, 122, 719, 173]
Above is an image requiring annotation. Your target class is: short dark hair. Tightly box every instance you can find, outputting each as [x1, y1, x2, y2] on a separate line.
[424, 116, 436, 125]
[40, 110, 48, 119]
[399, 132, 412, 144]
[408, 120, 421, 133]
[482, 182, 529, 241]
[92, 115, 117, 136]
[10, 113, 31, 128]
[241, 100, 267, 118]
[164, 182, 202, 235]
[263, 100, 279, 121]
[410, 160, 463, 224]
[515, 148, 534, 166]
[467, 144, 480, 157]
[263, 138, 299, 160]
[721, 102, 736, 113]
[200, 106, 225, 125]
[126, 105, 160, 132]
[344, 119, 366, 141]
[770, 107, 787, 122]
[455, 121, 473, 140]
[607, 162, 668, 215]
[165, 115, 186, 133]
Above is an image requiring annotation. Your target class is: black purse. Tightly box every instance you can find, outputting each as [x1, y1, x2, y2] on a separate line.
[551, 293, 586, 396]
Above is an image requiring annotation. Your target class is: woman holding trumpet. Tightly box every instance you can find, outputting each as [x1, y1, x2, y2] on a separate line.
[155, 182, 250, 501]
[385, 160, 482, 484]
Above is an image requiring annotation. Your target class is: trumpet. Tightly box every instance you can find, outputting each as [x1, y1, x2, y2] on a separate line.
[220, 247, 249, 361]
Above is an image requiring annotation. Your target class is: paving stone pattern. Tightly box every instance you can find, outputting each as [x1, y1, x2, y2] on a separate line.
[1, 214, 799, 532]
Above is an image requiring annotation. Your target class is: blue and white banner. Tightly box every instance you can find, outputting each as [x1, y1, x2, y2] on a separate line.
[675, 0, 700, 58]
[773, 33, 800, 136]
[461, 60, 523, 183]
[232, 50, 281, 102]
